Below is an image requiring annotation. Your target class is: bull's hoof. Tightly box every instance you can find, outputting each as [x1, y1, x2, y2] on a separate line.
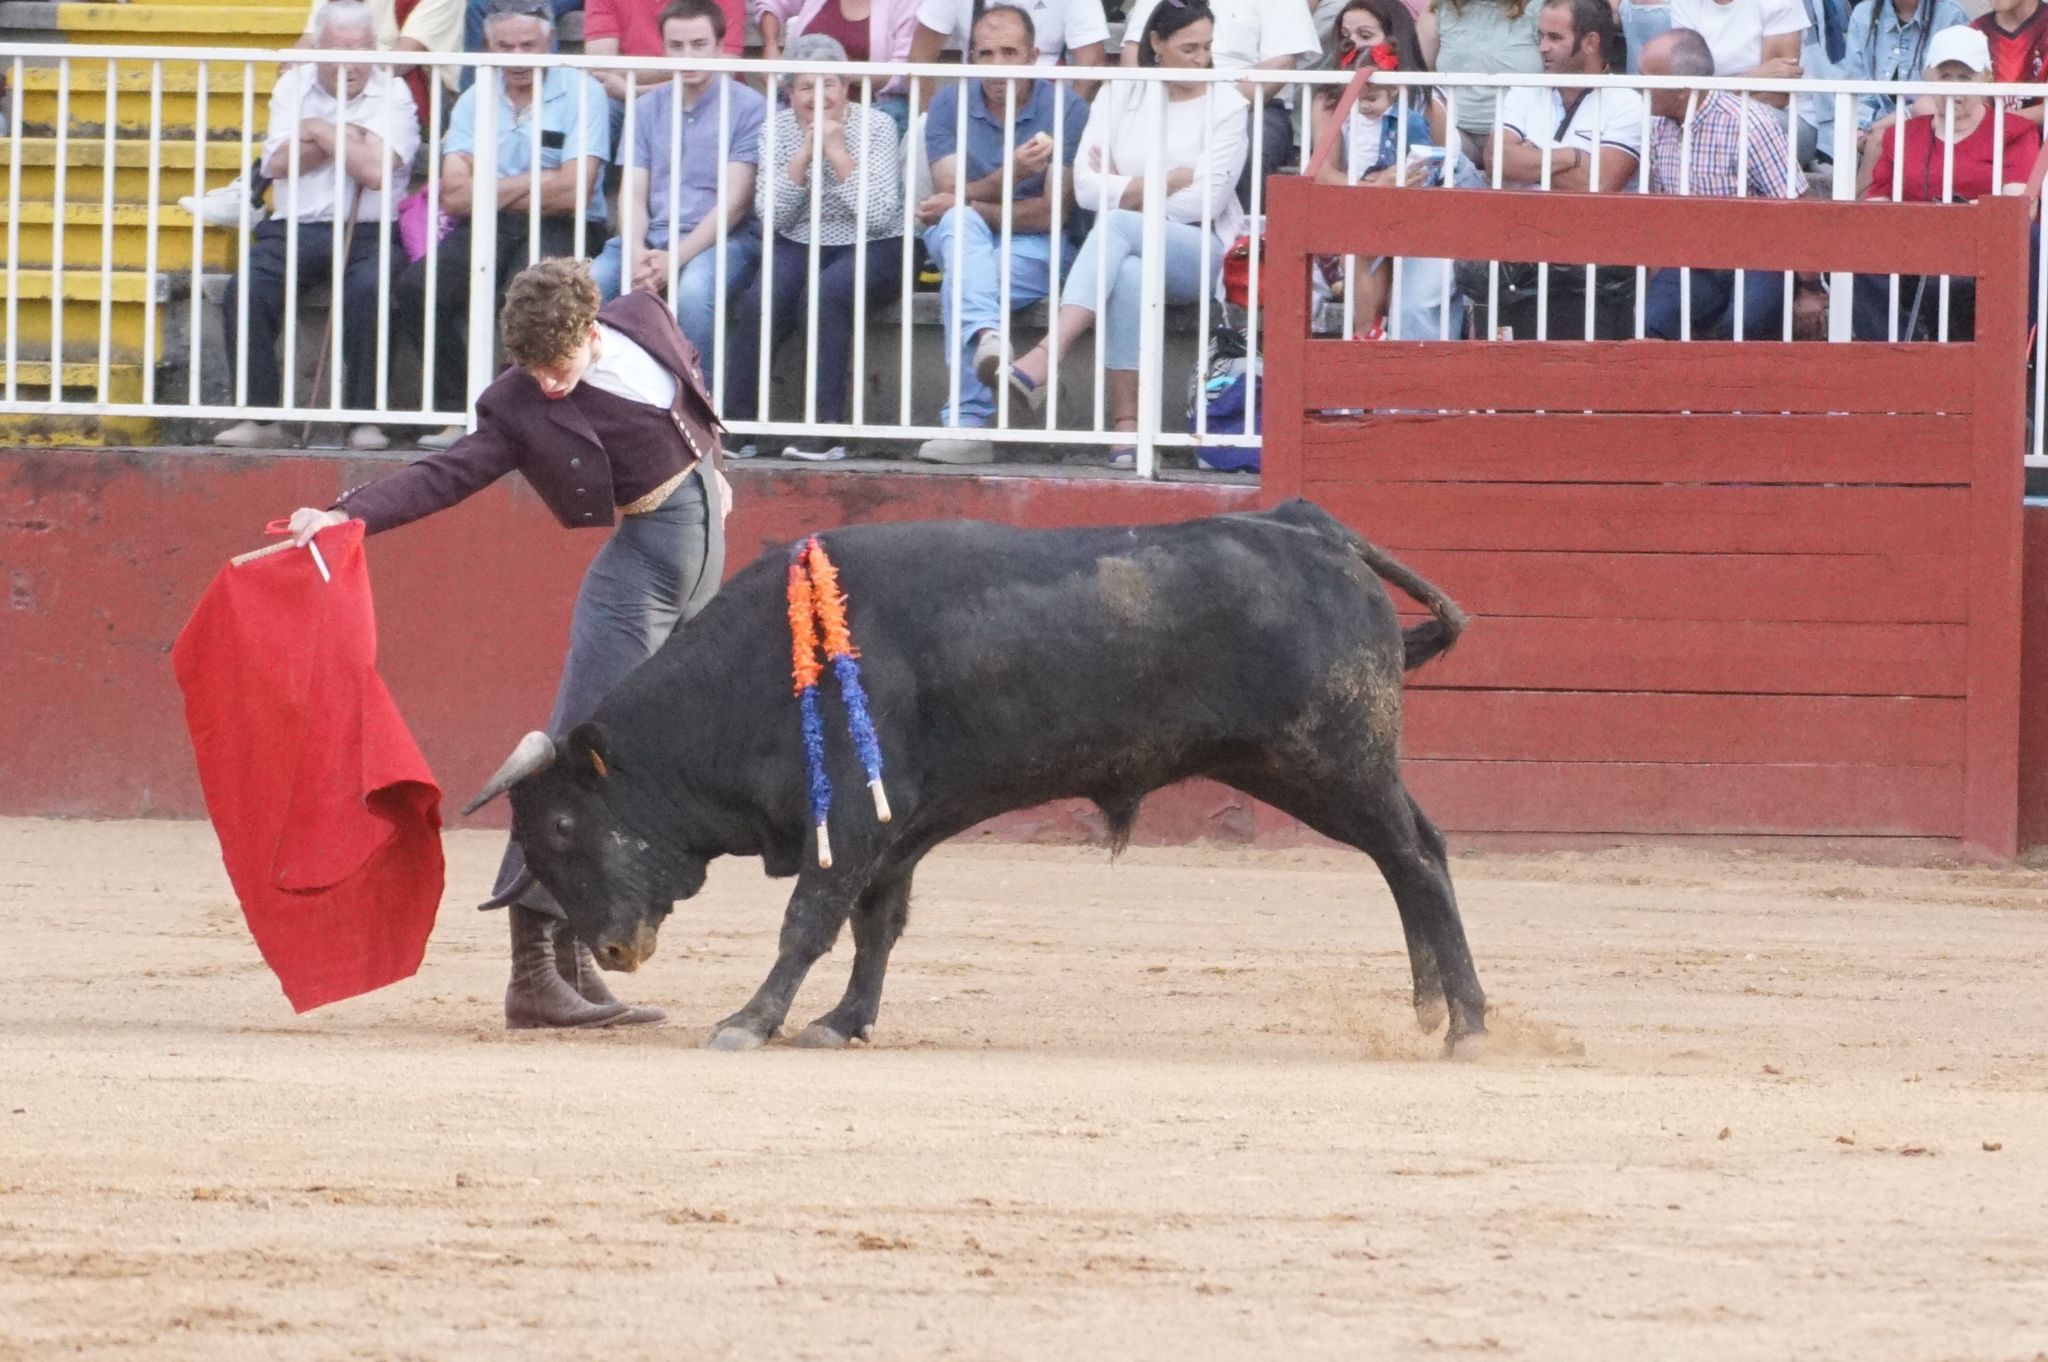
[790, 1023, 852, 1050]
[704, 1025, 769, 1051]
[1446, 1029, 1489, 1062]
[1413, 995, 1448, 1036]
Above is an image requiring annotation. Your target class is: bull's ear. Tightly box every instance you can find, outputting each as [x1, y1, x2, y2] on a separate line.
[564, 721, 615, 783]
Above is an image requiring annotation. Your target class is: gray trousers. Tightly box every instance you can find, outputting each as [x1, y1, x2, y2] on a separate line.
[493, 468, 725, 911]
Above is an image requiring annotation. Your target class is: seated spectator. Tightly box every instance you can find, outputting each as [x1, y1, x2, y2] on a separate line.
[1856, 0, 2035, 183]
[213, 1, 421, 451]
[760, 0, 923, 129]
[1310, 0, 1462, 339]
[179, 0, 464, 229]
[1638, 28, 1803, 340]
[581, 0, 746, 106]
[913, 3, 1087, 464]
[464, 0, 593, 60]
[1854, 25, 2038, 340]
[1483, 0, 1642, 192]
[317, 0, 466, 129]
[1120, 0, 1315, 205]
[999, 0, 1248, 467]
[721, 34, 905, 460]
[1843, 0, 1968, 166]
[1973, 0, 2048, 122]
[1317, 0, 1437, 55]
[593, 0, 765, 397]
[1633, 0, 1807, 108]
[1428, 0, 1540, 166]
[397, 0, 611, 446]
[1473, 0, 1643, 338]
[907, 0, 1109, 107]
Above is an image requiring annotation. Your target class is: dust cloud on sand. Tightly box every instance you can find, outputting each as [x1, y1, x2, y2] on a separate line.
[3, 818, 2046, 1361]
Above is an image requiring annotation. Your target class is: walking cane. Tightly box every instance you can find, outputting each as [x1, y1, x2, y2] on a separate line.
[300, 175, 366, 449]
[1902, 272, 1930, 341]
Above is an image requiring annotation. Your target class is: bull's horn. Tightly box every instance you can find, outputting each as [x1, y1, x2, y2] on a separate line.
[463, 731, 557, 815]
[475, 869, 536, 912]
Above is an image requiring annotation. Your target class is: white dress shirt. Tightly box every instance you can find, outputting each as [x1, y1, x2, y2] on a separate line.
[582, 323, 680, 409]
[262, 63, 421, 222]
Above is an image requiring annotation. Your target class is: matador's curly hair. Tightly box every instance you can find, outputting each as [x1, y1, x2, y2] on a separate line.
[499, 258, 601, 370]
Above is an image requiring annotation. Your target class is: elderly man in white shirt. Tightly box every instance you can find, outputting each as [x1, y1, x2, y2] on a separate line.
[213, 0, 422, 451]
[1119, 0, 1319, 200]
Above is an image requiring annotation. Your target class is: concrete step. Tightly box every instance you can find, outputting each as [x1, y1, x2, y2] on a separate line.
[0, 410, 159, 445]
[0, 134, 245, 201]
[4, 267, 190, 359]
[0, 358, 157, 446]
[0, 200, 229, 270]
[4, 357, 147, 400]
[0, 3, 305, 46]
[15, 64, 259, 137]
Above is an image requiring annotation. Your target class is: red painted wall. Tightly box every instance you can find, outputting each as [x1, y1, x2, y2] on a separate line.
[2021, 508, 2048, 852]
[1, 449, 1255, 829]
[11, 447, 2048, 852]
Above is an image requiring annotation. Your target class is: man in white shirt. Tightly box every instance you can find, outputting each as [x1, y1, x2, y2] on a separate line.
[178, 0, 464, 228]
[905, 0, 1110, 101]
[1658, 0, 1808, 103]
[1488, 0, 1647, 192]
[1479, 0, 1644, 338]
[213, 0, 422, 452]
[1120, 0, 1320, 200]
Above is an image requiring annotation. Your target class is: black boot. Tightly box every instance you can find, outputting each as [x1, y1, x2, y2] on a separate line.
[552, 928, 665, 1027]
[505, 904, 638, 1030]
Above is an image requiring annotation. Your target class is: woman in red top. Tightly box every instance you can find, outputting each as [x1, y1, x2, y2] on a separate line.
[1854, 25, 2039, 340]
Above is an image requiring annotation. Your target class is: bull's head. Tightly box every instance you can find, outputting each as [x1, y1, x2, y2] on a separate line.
[466, 725, 707, 970]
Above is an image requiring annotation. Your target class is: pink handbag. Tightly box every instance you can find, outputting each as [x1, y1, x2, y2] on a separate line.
[397, 185, 455, 263]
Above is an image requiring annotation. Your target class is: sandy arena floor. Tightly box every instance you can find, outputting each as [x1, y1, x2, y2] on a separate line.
[2, 816, 2045, 1360]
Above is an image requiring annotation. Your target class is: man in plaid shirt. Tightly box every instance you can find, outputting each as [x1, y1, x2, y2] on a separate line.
[1640, 28, 1807, 338]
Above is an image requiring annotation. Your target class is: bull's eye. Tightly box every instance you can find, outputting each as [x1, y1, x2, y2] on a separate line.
[554, 814, 574, 837]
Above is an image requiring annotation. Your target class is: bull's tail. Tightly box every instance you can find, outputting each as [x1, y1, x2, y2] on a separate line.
[1352, 537, 1467, 672]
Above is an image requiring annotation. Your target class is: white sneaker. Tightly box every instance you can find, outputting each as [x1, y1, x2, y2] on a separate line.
[916, 436, 994, 465]
[417, 425, 464, 450]
[728, 441, 758, 458]
[781, 443, 847, 462]
[347, 424, 389, 451]
[178, 179, 268, 228]
[213, 419, 286, 449]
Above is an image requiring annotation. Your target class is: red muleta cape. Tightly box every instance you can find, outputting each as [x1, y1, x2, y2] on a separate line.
[172, 522, 444, 1012]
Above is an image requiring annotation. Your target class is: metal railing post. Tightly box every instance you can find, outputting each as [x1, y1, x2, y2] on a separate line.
[1133, 79, 1168, 479]
[466, 64, 501, 427]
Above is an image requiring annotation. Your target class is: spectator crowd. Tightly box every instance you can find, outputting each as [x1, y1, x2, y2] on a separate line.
[197, 0, 2041, 463]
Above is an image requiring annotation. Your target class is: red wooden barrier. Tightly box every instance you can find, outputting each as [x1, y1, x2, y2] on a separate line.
[1259, 181, 2031, 856]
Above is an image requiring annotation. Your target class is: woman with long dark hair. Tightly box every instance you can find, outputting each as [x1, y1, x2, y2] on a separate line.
[993, 0, 1250, 466]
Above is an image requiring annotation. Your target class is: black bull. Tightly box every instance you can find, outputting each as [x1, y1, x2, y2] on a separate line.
[470, 500, 1489, 1054]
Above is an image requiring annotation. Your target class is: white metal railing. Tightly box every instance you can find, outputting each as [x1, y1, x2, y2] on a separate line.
[1, 43, 2044, 475]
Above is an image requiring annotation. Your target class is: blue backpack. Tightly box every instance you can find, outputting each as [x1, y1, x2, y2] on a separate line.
[1193, 361, 1260, 473]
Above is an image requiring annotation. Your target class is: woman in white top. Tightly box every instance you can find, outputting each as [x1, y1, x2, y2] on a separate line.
[723, 33, 905, 457]
[993, 2, 1249, 465]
